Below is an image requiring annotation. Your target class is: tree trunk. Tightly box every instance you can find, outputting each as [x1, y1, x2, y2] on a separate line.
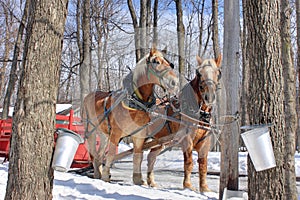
[244, 0, 287, 199]
[139, 0, 147, 57]
[80, 0, 91, 104]
[280, 0, 298, 199]
[295, 0, 300, 152]
[219, 0, 240, 198]
[211, 0, 221, 152]
[0, 4, 12, 104]
[241, 0, 250, 133]
[153, 0, 158, 44]
[212, 0, 220, 58]
[4, 0, 68, 199]
[2, 0, 29, 119]
[197, 0, 205, 57]
[175, 0, 185, 79]
[128, 0, 141, 62]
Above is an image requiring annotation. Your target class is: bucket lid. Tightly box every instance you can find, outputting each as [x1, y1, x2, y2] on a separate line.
[56, 128, 84, 144]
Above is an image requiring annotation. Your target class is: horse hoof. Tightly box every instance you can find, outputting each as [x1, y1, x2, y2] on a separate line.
[101, 173, 111, 182]
[147, 181, 158, 188]
[134, 179, 147, 186]
[200, 187, 212, 193]
[183, 185, 196, 191]
[101, 177, 110, 182]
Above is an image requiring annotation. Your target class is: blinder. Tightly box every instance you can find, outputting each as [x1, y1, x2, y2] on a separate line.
[146, 55, 174, 80]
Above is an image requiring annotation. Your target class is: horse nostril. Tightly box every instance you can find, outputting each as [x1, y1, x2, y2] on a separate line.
[204, 93, 215, 103]
[170, 80, 176, 87]
[205, 94, 209, 102]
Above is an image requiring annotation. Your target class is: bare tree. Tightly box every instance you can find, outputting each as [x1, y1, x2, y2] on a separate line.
[280, 0, 298, 199]
[296, 0, 300, 152]
[153, 0, 158, 44]
[212, 0, 220, 58]
[2, 0, 29, 119]
[77, 0, 91, 104]
[175, 0, 185, 78]
[0, 2, 14, 104]
[128, 0, 151, 62]
[244, 0, 292, 198]
[4, 0, 68, 198]
[219, 0, 240, 198]
[241, 0, 250, 137]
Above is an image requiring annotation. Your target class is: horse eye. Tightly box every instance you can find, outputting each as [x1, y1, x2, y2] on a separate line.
[199, 84, 205, 91]
[153, 59, 160, 64]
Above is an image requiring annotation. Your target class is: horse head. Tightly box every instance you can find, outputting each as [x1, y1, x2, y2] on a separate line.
[195, 54, 222, 107]
[133, 45, 179, 100]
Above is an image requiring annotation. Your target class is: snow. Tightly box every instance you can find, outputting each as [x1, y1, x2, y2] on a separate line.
[0, 104, 72, 117]
[0, 142, 299, 200]
[56, 104, 72, 114]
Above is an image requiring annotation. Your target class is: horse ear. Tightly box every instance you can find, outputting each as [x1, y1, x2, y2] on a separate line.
[215, 54, 222, 67]
[196, 55, 202, 65]
[150, 43, 157, 56]
[162, 46, 167, 55]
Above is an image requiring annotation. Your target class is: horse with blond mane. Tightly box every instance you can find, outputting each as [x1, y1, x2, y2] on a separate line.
[81, 46, 179, 185]
[145, 55, 222, 192]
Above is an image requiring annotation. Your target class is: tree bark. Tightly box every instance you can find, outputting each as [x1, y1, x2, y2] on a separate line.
[295, 0, 300, 152]
[241, 0, 250, 134]
[139, 0, 147, 58]
[212, 0, 220, 59]
[244, 0, 287, 199]
[280, 0, 298, 199]
[197, 0, 205, 57]
[2, 0, 29, 119]
[0, 4, 12, 104]
[80, 0, 91, 104]
[4, 0, 68, 199]
[219, 0, 240, 198]
[153, 0, 158, 44]
[128, 0, 141, 62]
[175, 0, 185, 79]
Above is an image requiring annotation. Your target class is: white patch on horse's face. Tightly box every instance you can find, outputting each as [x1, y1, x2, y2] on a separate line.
[197, 59, 220, 106]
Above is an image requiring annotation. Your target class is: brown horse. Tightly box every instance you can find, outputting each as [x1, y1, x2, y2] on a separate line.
[146, 55, 222, 192]
[81, 46, 179, 185]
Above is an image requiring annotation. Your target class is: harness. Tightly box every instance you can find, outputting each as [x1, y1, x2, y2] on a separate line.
[84, 55, 175, 139]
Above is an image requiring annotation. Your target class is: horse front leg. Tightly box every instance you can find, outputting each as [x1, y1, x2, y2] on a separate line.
[132, 137, 146, 185]
[180, 135, 195, 190]
[147, 146, 162, 187]
[101, 141, 117, 182]
[197, 138, 211, 192]
[183, 149, 195, 190]
[197, 156, 211, 192]
[86, 132, 102, 179]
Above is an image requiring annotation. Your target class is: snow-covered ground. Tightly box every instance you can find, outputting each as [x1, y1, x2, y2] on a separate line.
[0, 142, 299, 200]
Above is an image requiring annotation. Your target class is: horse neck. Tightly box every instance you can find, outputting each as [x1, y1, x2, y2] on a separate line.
[190, 77, 211, 112]
[135, 83, 155, 102]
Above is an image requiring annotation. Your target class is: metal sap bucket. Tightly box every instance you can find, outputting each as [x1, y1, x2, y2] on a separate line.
[52, 128, 84, 172]
[222, 188, 247, 200]
[241, 127, 276, 171]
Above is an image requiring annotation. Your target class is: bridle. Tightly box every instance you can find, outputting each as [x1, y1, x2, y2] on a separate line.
[128, 55, 175, 111]
[196, 61, 221, 94]
[146, 55, 174, 85]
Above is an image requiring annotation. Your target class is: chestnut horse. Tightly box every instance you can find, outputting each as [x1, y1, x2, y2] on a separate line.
[146, 55, 222, 192]
[81, 46, 179, 185]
